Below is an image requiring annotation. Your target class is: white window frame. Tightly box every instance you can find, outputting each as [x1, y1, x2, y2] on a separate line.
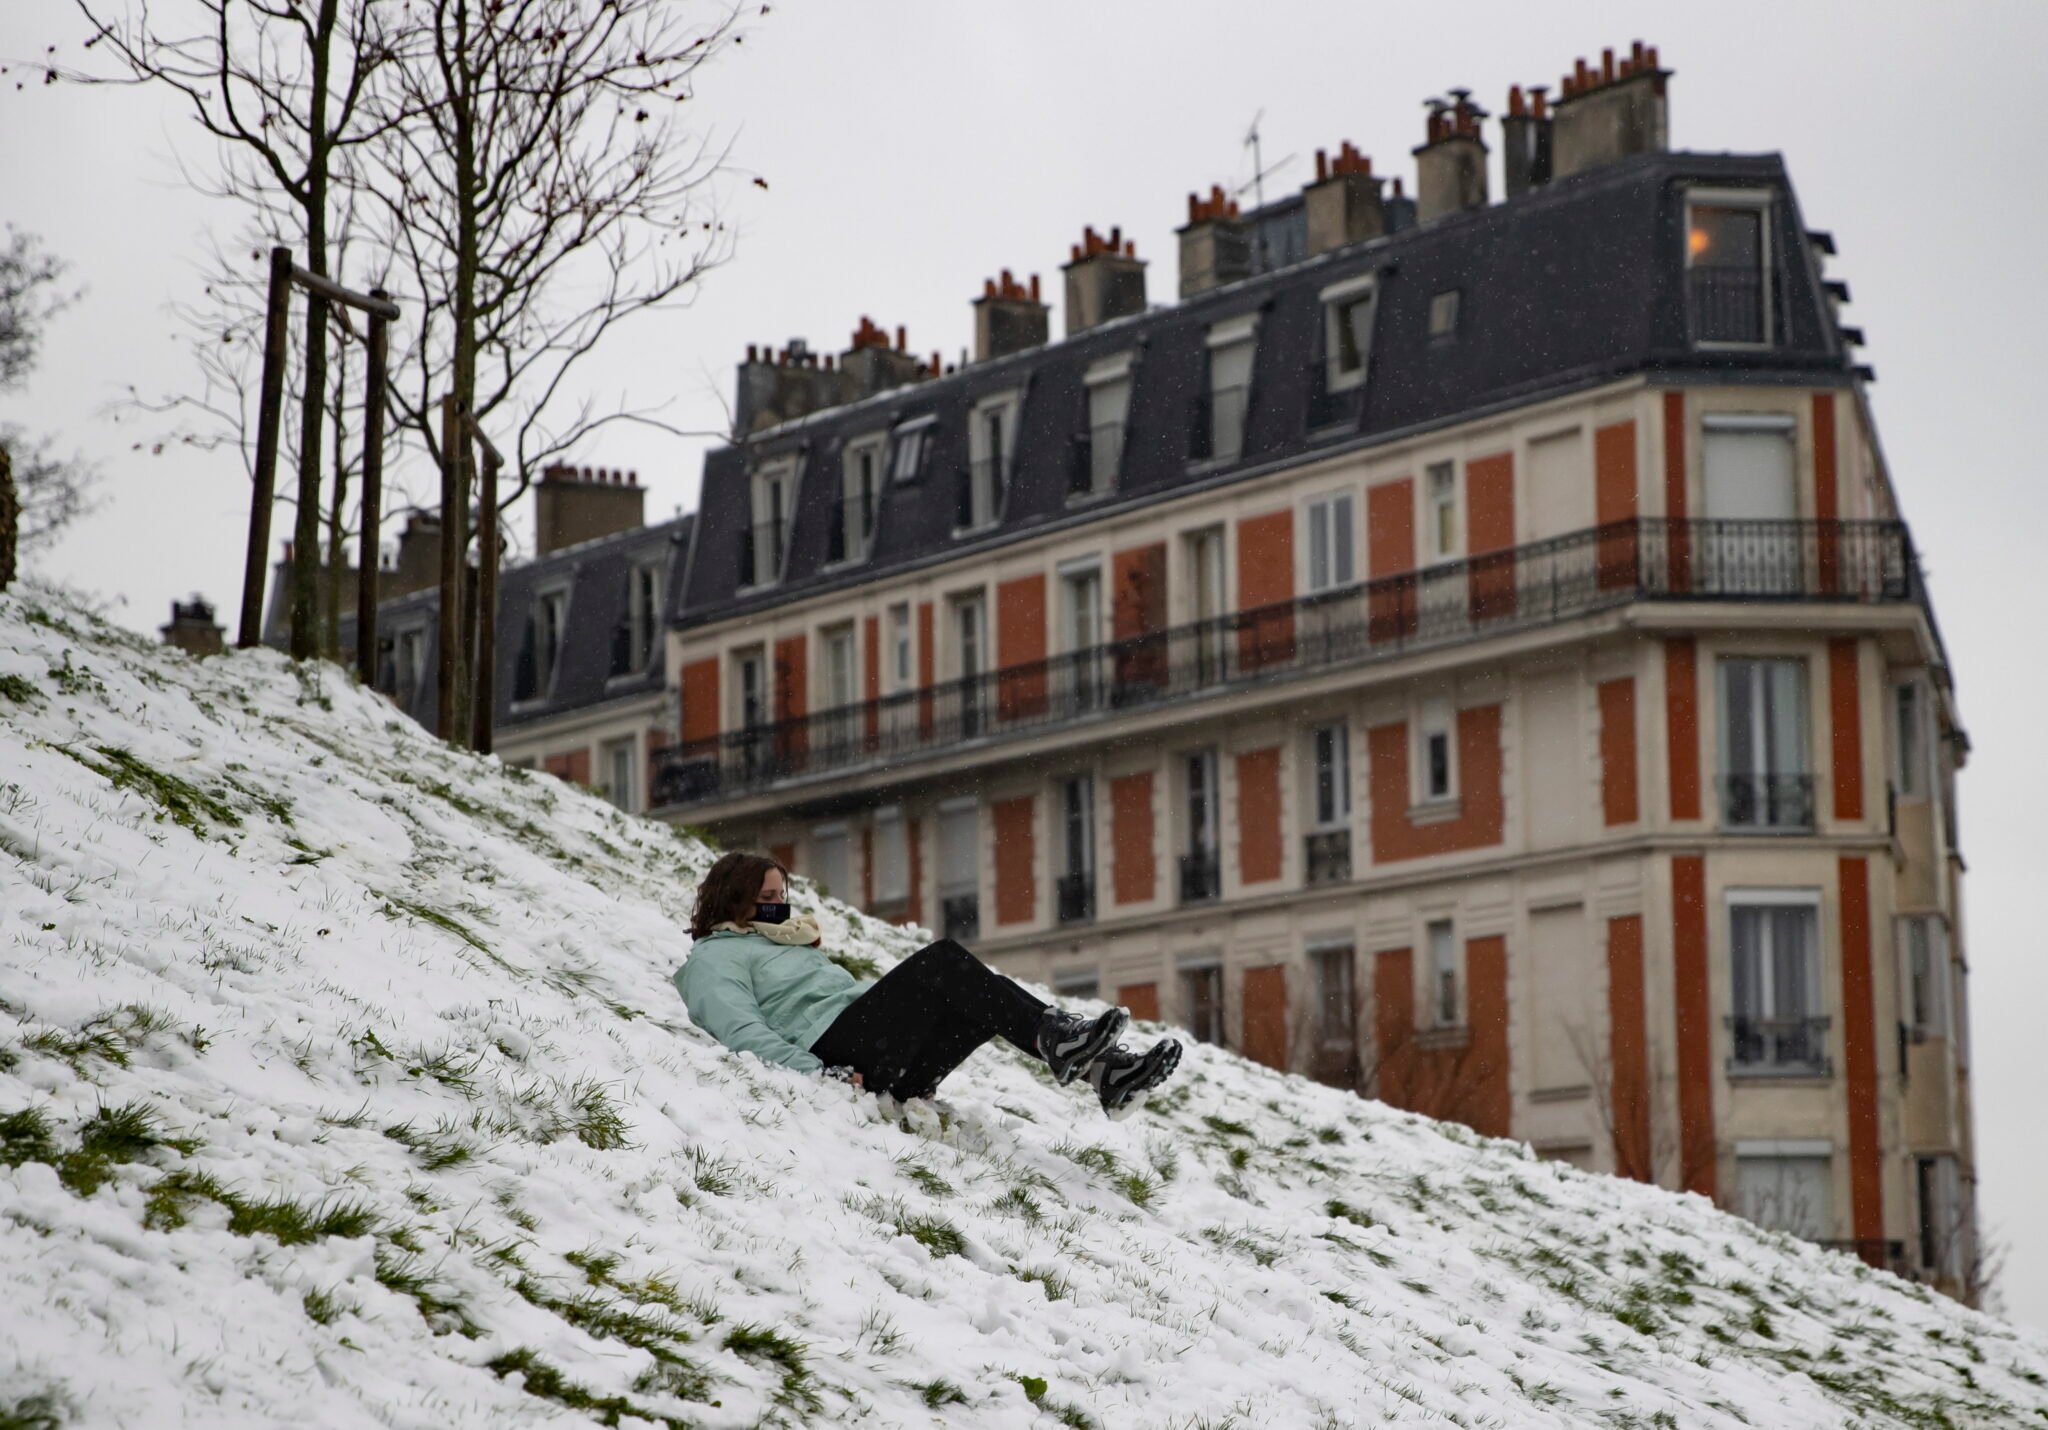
[1305, 490, 1358, 594]
[1309, 938, 1357, 1046]
[1319, 274, 1377, 393]
[748, 457, 796, 588]
[1058, 558, 1104, 653]
[394, 624, 427, 707]
[1894, 679, 1928, 800]
[872, 805, 909, 909]
[1426, 918, 1462, 1028]
[613, 558, 662, 682]
[1204, 313, 1260, 464]
[965, 392, 1020, 531]
[1718, 656, 1811, 829]
[1308, 722, 1351, 830]
[808, 821, 851, 903]
[531, 584, 570, 700]
[1725, 888, 1825, 1069]
[1428, 288, 1461, 342]
[836, 436, 884, 564]
[1185, 747, 1220, 858]
[886, 602, 914, 692]
[1177, 950, 1225, 1046]
[1734, 1141, 1834, 1240]
[950, 591, 987, 683]
[1415, 697, 1457, 806]
[732, 645, 768, 731]
[889, 416, 935, 485]
[1082, 353, 1135, 498]
[1424, 460, 1460, 564]
[601, 736, 637, 814]
[1685, 187, 1777, 352]
[1899, 913, 1950, 1040]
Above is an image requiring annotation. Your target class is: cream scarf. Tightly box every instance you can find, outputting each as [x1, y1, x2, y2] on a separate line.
[712, 915, 823, 948]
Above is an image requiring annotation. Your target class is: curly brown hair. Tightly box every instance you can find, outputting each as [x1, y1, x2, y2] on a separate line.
[689, 850, 788, 938]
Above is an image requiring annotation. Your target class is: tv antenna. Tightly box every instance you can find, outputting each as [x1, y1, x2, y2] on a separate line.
[1235, 110, 1296, 273]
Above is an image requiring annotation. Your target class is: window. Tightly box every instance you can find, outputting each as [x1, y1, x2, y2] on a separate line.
[746, 462, 793, 587]
[1900, 915, 1949, 1040]
[524, 588, 568, 700]
[734, 647, 767, 729]
[822, 624, 857, 754]
[1310, 724, 1350, 829]
[602, 737, 636, 813]
[1719, 658, 1811, 830]
[1080, 354, 1133, 497]
[1427, 919, 1460, 1027]
[1203, 324, 1257, 463]
[1306, 493, 1357, 593]
[1181, 749, 1221, 902]
[1917, 1154, 1964, 1281]
[1729, 897, 1825, 1072]
[394, 626, 426, 710]
[872, 807, 908, 910]
[1179, 956, 1224, 1045]
[952, 594, 986, 740]
[1312, 944, 1356, 1044]
[1417, 698, 1455, 804]
[1321, 277, 1376, 393]
[1425, 462, 1458, 563]
[887, 603, 913, 690]
[937, 800, 979, 941]
[1187, 525, 1227, 683]
[616, 560, 661, 677]
[964, 398, 1014, 530]
[1428, 289, 1461, 341]
[1737, 1148, 1832, 1239]
[810, 824, 850, 902]
[890, 418, 933, 485]
[1687, 196, 1773, 347]
[1053, 968, 1101, 1001]
[834, 441, 880, 563]
[1058, 775, 1095, 924]
[1061, 564, 1103, 711]
[1701, 416, 1796, 522]
[1895, 681, 1926, 799]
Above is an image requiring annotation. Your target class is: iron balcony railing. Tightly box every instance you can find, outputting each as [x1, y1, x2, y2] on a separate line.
[1305, 829, 1352, 885]
[736, 516, 788, 589]
[827, 491, 876, 565]
[1056, 872, 1095, 925]
[1719, 773, 1817, 831]
[1180, 850, 1222, 904]
[1689, 264, 1770, 345]
[1727, 1013, 1832, 1074]
[652, 517, 1917, 809]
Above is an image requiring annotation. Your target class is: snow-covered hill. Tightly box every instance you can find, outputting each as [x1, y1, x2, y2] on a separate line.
[2, 583, 2044, 1430]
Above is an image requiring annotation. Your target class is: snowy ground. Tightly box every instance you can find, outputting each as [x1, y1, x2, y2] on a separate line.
[1, 583, 2045, 1430]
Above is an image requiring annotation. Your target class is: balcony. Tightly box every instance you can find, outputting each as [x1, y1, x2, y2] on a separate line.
[736, 516, 787, 589]
[1727, 1013, 1832, 1076]
[826, 491, 875, 565]
[1056, 872, 1095, 925]
[1179, 850, 1221, 905]
[1688, 264, 1770, 346]
[1719, 773, 1816, 832]
[1304, 829, 1352, 885]
[940, 893, 979, 944]
[655, 518, 1918, 811]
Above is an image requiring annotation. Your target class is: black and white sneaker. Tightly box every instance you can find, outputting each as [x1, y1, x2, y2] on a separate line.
[1036, 1006, 1129, 1086]
[1087, 1040, 1183, 1120]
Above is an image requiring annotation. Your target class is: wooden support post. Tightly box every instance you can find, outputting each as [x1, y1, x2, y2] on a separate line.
[237, 246, 295, 648]
[471, 440, 501, 754]
[355, 297, 390, 687]
[436, 393, 466, 744]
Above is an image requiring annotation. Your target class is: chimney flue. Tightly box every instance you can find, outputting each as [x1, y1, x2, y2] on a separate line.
[1413, 91, 1489, 222]
[1549, 40, 1671, 182]
[1304, 139, 1386, 256]
[973, 267, 1050, 362]
[1062, 225, 1148, 336]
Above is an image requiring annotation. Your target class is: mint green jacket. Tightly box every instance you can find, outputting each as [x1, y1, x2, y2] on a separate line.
[672, 929, 868, 1074]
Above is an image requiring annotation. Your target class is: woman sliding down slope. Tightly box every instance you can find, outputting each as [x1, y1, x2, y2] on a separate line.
[674, 851, 1182, 1117]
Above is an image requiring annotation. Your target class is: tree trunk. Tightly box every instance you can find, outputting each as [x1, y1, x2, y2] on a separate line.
[0, 442, 16, 593]
[287, 0, 342, 661]
[325, 336, 349, 660]
[445, 0, 481, 740]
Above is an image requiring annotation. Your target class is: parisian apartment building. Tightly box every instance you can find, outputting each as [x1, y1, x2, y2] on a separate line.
[649, 43, 1980, 1299]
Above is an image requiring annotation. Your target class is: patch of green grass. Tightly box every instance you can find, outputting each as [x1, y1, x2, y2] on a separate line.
[1043, 1399, 1096, 1429]
[0, 1391, 66, 1430]
[1014, 1267, 1069, 1301]
[140, 1166, 375, 1244]
[487, 1348, 693, 1430]
[1114, 1171, 1158, 1208]
[826, 950, 882, 979]
[383, 1120, 474, 1172]
[681, 1144, 738, 1195]
[562, 1077, 630, 1150]
[1202, 1226, 1280, 1268]
[22, 1027, 130, 1074]
[1202, 1114, 1254, 1139]
[902, 1213, 966, 1258]
[722, 1323, 819, 1415]
[377, 895, 490, 956]
[302, 1287, 344, 1326]
[1016, 1373, 1049, 1403]
[1324, 1199, 1373, 1229]
[566, 1249, 622, 1286]
[895, 1157, 954, 1198]
[907, 1377, 967, 1409]
[0, 673, 39, 705]
[374, 1245, 481, 1338]
[0, 1107, 58, 1168]
[988, 1187, 1044, 1225]
[1051, 1140, 1121, 1177]
[71, 746, 239, 835]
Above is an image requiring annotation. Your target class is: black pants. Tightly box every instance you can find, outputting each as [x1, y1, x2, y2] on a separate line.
[809, 940, 1047, 1100]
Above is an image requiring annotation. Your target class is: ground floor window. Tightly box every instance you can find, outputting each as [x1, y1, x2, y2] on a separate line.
[1179, 958, 1224, 1045]
[1736, 1147, 1833, 1240]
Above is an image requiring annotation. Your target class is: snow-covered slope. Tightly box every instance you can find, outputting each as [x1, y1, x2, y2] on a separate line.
[2, 584, 2044, 1430]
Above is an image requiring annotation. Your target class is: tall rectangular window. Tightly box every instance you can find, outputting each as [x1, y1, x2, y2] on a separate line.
[1058, 775, 1095, 925]
[966, 401, 1012, 529]
[602, 737, 636, 813]
[1895, 681, 1926, 799]
[810, 825, 850, 903]
[1427, 919, 1460, 1027]
[1719, 657, 1811, 829]
[887, 603, 913, 690]
[1186, 525, 1227, 684]
[937, 800, 979, 941]
[1687, 198, 1773, 347]
[1061, 565, 1103, 710]
[1729, 899, 1824, 1072]
[1306, 493, 1357, 593]
[1312, 944, 1356, 1044]
[616, 561, 661, 675]
[1180, 749, 1221, 903]
[873, 806, 908, 910]
[1310, 724, 1350, 828]
[734, 648, 767, 729]
[1900, 915, 1949, 1040]
[748, 465, 791, 587]
[1737, 1152, 1831, 1239]
[535, 589, 568, 696]
[395, 627, 426, 709]
[1205, 328, 1257, 463]
[1917, 1154, 1963, 1281]
[1179, 958, 1224, 1045]
[954, 593, 987, 736]
[890, 418, 932, 485]
[1082, 358, 1132, 496]
[836, 443, 879, 562]
[1426, 462, 1458, 562]
[1417, 698, 1455, 804]
[1326, 289, 1375, 389]
[822, 624, 857, 754]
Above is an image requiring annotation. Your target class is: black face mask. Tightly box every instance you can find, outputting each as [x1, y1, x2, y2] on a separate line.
[752, 901, 791, 926]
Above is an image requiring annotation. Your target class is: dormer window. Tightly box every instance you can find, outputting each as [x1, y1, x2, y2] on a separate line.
[1198, 313, 1258, 463]
[743, 458, 794, 588]
[1686, 191, 1774, 348]
[612, 559, 661, 677]
[961, 392, 1017, 531]
[1321, 276, 1377, 394]
[833, 437, 882, 564]
[516, 585, 569, 702]
[1075, 352, 1133, 499]
[890, 416, 933, 485]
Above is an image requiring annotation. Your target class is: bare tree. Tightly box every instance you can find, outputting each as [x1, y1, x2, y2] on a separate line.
[1568, 1020, 1719, 1195]
[62, 0, 397, 658]
[0, 226, 97, 559]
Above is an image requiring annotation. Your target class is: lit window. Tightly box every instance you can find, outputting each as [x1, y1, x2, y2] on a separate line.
[1687, 198, 1773, 347]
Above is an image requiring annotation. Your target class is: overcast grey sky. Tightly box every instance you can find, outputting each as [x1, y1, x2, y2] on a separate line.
[5, 1, 2044, 1328]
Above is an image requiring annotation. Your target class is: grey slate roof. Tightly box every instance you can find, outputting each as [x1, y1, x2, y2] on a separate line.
[355, 514, 692, 735]
[678, 150, 1849, 631]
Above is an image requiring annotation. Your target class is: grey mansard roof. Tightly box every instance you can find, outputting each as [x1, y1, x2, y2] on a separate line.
[678, 151, 1853, 631]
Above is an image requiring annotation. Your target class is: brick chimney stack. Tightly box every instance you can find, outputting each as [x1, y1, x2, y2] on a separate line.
[1501, 84, 1555, 197]
[1062, 226, 1147, 336]
[840, 316, 927, 399]
[535, 462, 646, 556]
[1549, 41, 1669, 182]
[159, 594, 225, 658]
[735, 337, 851, 434]
[386, 512, 443, 598]
[1177, 187, 1251, 299]
[1413, 89, 1490, 223]
[1303, 143, 1387, 257]
[973, 270, 1049, 363]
